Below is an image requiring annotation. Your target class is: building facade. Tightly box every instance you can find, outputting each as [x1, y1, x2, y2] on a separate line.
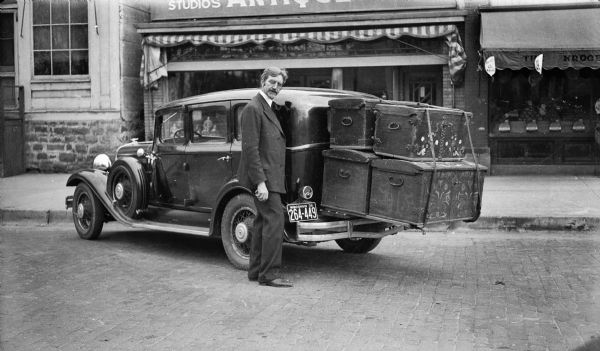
[3, 0, 598, 175]
[476, 2, 600, 174]
[136, 0, 480, 155]
[0, 0, 149, 174]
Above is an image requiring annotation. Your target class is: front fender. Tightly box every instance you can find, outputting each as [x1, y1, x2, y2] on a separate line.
[66, 169, 113, 215]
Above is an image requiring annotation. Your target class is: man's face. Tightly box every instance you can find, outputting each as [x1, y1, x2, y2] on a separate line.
[261, 74, 284, 100]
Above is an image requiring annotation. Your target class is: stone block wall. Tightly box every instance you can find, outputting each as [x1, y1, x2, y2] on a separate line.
[25, 119, 125, 172]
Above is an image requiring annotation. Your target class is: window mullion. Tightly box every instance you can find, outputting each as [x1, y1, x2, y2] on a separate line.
[68, 0, 72, 75]
[49, 2, 53, 75]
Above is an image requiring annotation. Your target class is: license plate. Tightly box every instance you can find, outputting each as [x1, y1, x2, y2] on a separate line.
[286, 202, 318, 222]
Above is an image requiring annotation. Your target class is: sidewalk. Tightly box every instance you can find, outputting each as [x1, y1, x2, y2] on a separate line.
[1, 172, 600, 230]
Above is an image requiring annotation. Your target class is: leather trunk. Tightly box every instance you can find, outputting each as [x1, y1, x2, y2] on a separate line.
[369, 159, 486, 226]
[373, 103, 472, 161]
[328, 98, 382, 150]
[321, 149, 379, 215]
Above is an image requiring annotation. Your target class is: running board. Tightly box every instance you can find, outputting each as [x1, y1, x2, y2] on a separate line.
[121, 218, 211, 237]
[108, 207, 211, 237]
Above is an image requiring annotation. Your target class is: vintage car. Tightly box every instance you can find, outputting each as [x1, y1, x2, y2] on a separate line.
[65, 88, 404, 269]
[66, 87, 485, 269]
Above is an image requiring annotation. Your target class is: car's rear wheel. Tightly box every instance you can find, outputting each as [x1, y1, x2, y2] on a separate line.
[72, 183, 105, 240]
[335, 238, 382, 253]
[107, 160, 147, 218]
[221, 194, 256, 270]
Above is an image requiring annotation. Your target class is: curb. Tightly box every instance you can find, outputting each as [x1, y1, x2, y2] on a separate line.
[457, 216, 600, 232]
[1, 209, 598, 232]
[0, 209, 72, 226]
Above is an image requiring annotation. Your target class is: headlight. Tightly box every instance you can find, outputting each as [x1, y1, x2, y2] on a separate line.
[299, 186, 314, 200]
[136, 148, 145, 158]
[93, 154, 112, 171]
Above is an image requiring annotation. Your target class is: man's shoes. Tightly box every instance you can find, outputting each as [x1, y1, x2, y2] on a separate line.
[258, 278, 293, 288]
[248, 275, 258, 282]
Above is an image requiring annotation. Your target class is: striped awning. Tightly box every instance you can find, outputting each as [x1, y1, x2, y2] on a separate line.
[143, 25, 459, 48]
[141, 24, 466, 88]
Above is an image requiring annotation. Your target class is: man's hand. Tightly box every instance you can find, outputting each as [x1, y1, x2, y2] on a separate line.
[255, 182, 268, 202]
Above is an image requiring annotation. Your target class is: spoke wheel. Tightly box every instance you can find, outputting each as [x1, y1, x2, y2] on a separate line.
[108, 160, 147, 218]
[221, 194, 256, 270]
[72, 183, 104, 240]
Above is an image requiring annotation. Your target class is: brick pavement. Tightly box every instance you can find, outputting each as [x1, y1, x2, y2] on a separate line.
[1, 223, 600, 351]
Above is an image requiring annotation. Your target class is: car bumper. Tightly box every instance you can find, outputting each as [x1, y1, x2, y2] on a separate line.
[295, 218, 400, 242]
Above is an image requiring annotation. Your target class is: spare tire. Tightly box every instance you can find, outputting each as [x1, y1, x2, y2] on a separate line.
[107, 159, 148, 218]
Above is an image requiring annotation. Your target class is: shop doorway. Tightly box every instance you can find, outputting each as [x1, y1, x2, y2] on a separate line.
[401, 66, 442, 105]
[0, 11, 24, 177]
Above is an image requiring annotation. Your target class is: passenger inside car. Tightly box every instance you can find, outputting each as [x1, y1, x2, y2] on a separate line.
[192, 107, 227, 142]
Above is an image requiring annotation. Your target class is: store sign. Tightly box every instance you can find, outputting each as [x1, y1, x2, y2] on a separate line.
[151, 0, 456, 21]
[484, 50, 600, 70]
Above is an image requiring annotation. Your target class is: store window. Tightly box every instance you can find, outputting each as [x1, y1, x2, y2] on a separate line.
[489, 68, 600, 136]
[168, 71, 260, 100]
[168, 67, 392, 101]
[32, 0, 88, 76]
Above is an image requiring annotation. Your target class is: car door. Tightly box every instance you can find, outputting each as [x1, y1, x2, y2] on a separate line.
[153, 108, 189, 207]
[185, 101, 232, 210]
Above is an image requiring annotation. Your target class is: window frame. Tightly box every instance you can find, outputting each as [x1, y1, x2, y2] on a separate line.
[187, 101, 230, 144]
[0, 11, 18, 108]
[31, 0, 90, 78]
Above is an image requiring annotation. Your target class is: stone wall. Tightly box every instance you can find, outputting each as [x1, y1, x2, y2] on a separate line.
[25, 119, 124, 173]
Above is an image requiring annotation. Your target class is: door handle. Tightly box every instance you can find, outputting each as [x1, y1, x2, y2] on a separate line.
[217, 155, 231, 162]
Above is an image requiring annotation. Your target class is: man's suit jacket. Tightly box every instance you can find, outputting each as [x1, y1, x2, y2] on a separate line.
[237, 93, 286, 193]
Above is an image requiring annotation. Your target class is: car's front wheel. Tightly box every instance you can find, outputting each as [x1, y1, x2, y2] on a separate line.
[72, 183, 105, 240]
[221, 194, 256, 270]
[335, 238, 382, 253]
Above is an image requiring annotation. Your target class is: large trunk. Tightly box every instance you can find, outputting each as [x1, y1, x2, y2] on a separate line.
[328, 98, 382, 150]
[321, 149, 379, 216]
[369, 159, 486, 226]
[373, 103, 471, 161]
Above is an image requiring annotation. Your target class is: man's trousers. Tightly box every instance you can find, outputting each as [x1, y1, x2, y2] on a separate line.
[248, 192, 284, 282]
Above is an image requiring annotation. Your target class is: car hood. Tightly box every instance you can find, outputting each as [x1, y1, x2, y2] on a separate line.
[116, 141, 153, 158]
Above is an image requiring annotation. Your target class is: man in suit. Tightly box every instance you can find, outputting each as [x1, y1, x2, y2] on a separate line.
[237, 67, 292, 288]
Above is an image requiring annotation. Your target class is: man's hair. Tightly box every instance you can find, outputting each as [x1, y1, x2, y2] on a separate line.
[260, 67, 288, 86]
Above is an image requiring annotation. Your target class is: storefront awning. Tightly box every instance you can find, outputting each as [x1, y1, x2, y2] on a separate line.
[480, 7, 600, 70]
[143, 25, 458, 47]
[141, 24, 467, 88]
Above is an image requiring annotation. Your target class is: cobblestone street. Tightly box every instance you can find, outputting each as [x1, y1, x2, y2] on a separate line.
[1, 224, 599, 351]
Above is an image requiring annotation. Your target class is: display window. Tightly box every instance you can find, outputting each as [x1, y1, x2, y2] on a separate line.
[489, 68, 600, 136]
[167, 67, 393, 101]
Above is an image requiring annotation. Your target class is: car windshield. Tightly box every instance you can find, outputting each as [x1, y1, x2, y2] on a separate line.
[160, 110, 185, 144]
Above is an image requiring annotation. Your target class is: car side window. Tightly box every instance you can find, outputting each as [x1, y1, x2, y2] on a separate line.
[233, 102, 248, 141]
[190, 104, 227, 143]
[160, 110, 185, 144]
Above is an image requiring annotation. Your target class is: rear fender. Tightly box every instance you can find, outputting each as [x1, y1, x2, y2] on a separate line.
[210, 179, 252, 237]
